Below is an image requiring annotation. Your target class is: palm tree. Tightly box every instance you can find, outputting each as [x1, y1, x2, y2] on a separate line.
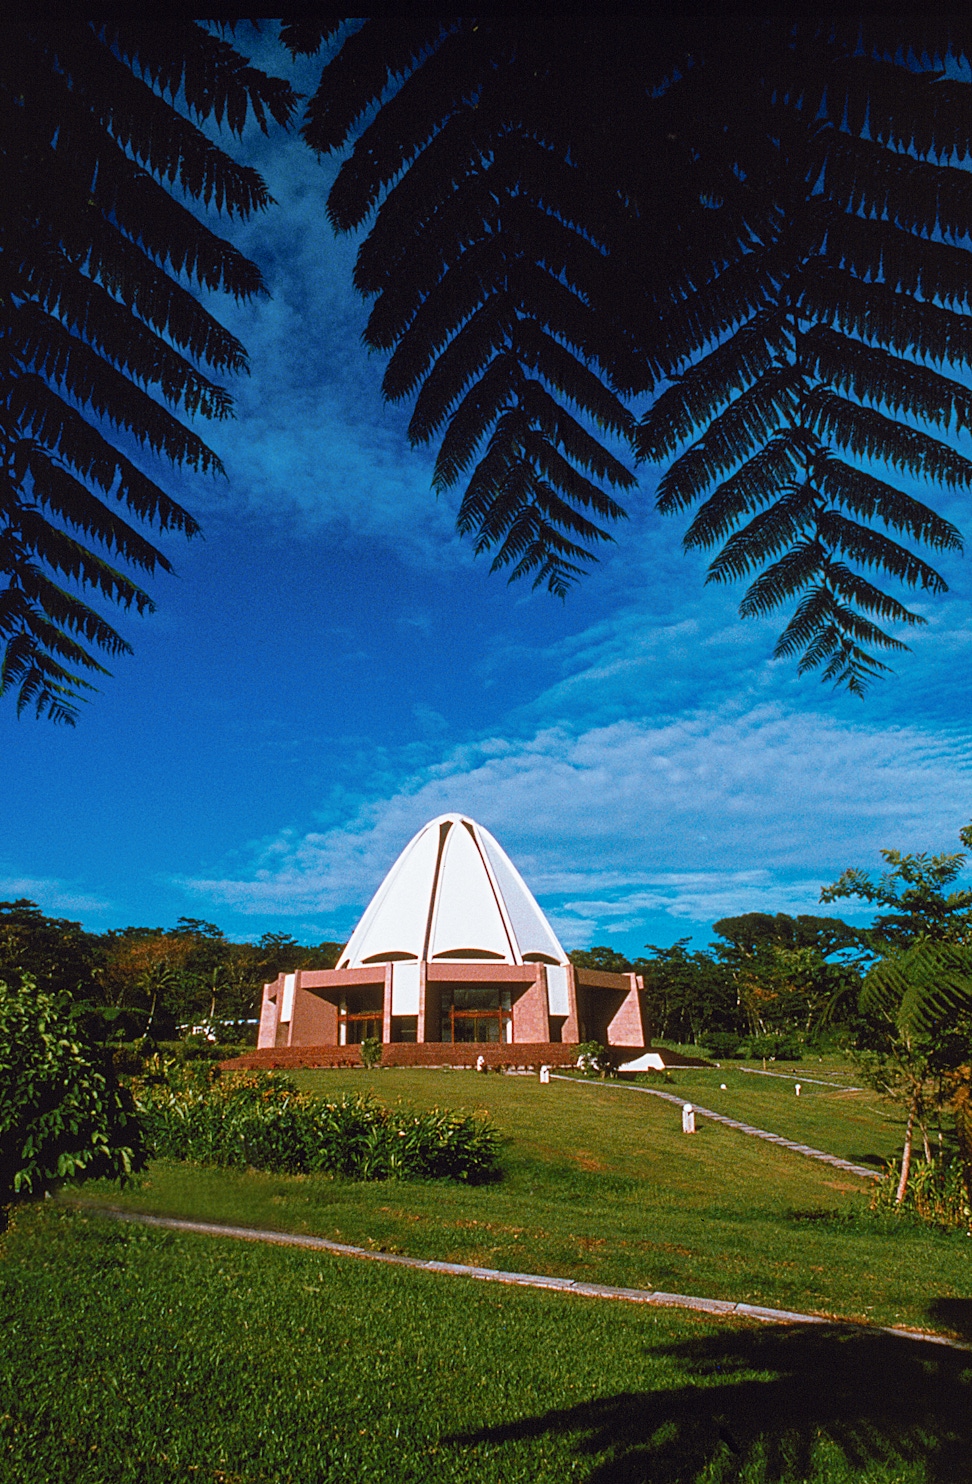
[1, 20, 296, 721]
[285, 17, 972, 691]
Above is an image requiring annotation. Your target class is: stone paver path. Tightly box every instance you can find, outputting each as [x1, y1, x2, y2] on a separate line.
[78, 1206, 967, 1352]
[549, 1074, 882, 1180]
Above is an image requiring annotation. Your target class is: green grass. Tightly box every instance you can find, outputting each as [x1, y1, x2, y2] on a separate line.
[616, 1060, 904, 1167]
[2, 1202, 970, 1483]
[67, 1067, 970, 1334]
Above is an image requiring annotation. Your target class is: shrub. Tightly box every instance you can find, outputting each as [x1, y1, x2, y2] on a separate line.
[870, 1155, 971, 1231]
[703, 1032, 747, 1059]
[575, 1041, 608, 1078]
[132, 1062, 501, 1182]
[749, 1033, 803, 1062]
[0, 978, 145, 1217]
[704, 1032, 804, 1061]
[359, 1036, 382, 1070]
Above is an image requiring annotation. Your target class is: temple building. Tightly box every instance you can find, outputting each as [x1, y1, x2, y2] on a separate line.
[257, 813, 648, 1052]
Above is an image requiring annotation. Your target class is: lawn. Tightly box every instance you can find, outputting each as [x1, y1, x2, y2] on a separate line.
[66, 1065, 970, 1334]
[1, 1202, 970, 1484]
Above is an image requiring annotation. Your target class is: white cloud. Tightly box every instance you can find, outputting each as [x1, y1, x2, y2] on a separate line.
[0, 876, 111, 916]
[180, 701, 972, 937]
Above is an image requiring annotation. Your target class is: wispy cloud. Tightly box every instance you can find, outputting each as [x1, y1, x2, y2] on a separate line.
[179, 702, 972, 942]
[0, 876, 112, 916]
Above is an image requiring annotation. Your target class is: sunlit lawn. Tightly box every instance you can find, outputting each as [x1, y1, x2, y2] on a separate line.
[67, 1065, 969, 1334]
[2, 1201, 970, 1484]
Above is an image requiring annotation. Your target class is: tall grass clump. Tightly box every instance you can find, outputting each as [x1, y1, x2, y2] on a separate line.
[870, 1156, 971, 1232]
[132, 1063, 501, 1183]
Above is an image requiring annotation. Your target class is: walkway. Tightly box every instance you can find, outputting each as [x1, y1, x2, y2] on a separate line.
[81, 1206, 966, 1352]
[549, 1074, 882, 1181]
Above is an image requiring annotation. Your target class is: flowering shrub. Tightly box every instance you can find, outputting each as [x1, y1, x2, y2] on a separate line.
[132, 1062, 501, 1182]
[575, 1041, 608, 1078]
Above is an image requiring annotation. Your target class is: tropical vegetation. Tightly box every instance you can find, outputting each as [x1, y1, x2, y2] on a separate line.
[0, 977, 144, 1221]
[1, 20, 294, 720]
[285, 17, 972, 691]
[133, 1061, 501, 1182]
[0, 897, 342, 1040]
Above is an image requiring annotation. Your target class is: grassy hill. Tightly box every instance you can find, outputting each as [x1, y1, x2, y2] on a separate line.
[2, 1062, 969, 1483]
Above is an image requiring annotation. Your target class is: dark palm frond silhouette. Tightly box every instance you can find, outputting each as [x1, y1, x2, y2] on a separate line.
[287, 17, 972, 691]
[2, 20, 296, 720]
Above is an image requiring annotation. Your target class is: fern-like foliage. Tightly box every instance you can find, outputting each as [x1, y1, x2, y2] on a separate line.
[639, 24, 972, 694]
[1, 20, 296, 721]
[291, 18, 972, 686]
[861, 942, 972, 1040]
[285, 18, 659, 596]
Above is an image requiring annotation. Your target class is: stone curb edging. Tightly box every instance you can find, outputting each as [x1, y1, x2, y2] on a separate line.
[78, 1206, 969, 1352]
[550, 1074, 882, 1180]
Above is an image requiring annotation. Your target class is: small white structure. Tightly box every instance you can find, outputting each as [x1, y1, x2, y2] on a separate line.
[617, 1052, 667, 1074]
[682, 1103, 696, 1134]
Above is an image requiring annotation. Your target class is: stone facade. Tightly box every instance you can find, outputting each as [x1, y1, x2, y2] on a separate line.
[256, 960, 649, 1053]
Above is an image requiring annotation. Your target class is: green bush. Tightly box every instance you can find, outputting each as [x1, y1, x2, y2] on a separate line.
[703, 1032, 747, 1059]
[0, 979, 145, 1215]
[359, 1036, 382, 1070]
[870, 1156, 970, 1231]
[704, 1031, 803, 1061]
[574, 1041, 609, 1078]
[132, 1063, 502, 1182]
[749, 1033, 803, 1062]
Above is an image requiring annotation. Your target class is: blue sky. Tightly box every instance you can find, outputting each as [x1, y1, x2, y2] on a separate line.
[4, 32, 972, 955]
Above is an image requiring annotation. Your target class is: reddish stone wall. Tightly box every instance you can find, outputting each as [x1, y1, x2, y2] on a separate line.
[289, 985, 338, 1047]
[511, 976, 550, 1041]
[221, 1042, 587, 1072]
[606, 980, 650, 1048]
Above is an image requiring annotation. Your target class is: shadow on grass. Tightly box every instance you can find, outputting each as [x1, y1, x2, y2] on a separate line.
[447, 1323, 972, 1482]
[928, 1297, 972, 1342]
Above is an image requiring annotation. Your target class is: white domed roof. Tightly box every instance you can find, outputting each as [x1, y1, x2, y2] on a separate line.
[338, 814, 567, 969]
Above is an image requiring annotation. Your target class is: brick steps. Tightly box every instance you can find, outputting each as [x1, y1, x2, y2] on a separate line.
[220, 1043, 712, 1072]
[221, 1042, 585, 1072]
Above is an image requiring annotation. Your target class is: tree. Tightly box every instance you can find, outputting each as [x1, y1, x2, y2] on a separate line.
[822, 823, 972, 1211]
[0, 898, 98, 997]
[0, 977, 144, 1223]
[636, 940, 740, 1048]
[286, 18, 972, 691]
[712, 912, 863, 1035]
[568, 945, 633, 975]
[2, 20, 296, 721]
[821, 827, 972, 949]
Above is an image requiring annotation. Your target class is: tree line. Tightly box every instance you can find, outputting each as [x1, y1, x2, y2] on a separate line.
[0, 900, 341, 1044]
[571, 909, 865, 1059]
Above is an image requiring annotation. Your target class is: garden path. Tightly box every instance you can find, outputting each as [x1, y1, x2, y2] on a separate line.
[549, 1075, 881, 1180]
[82, 1206, 968, 1352]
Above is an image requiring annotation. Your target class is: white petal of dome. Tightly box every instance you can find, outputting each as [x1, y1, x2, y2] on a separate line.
[339, 814, 568, 968]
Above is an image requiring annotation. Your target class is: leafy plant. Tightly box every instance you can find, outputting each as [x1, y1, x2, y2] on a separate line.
[284, 18, 972, 690]
[823, 820, 972, 1210]
[574, 1041, 608, 1078]
[0, 977, 145, 1220]
[359, 1036, 383, 1070]
[870, 1153, 970, 1232]
[3, 21, 296, 721]
[132, 1063, 501, 1183]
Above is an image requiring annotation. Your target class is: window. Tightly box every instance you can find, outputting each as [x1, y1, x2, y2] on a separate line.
[340, 986, 384, 1044]
[443, 986, 512, 1044]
